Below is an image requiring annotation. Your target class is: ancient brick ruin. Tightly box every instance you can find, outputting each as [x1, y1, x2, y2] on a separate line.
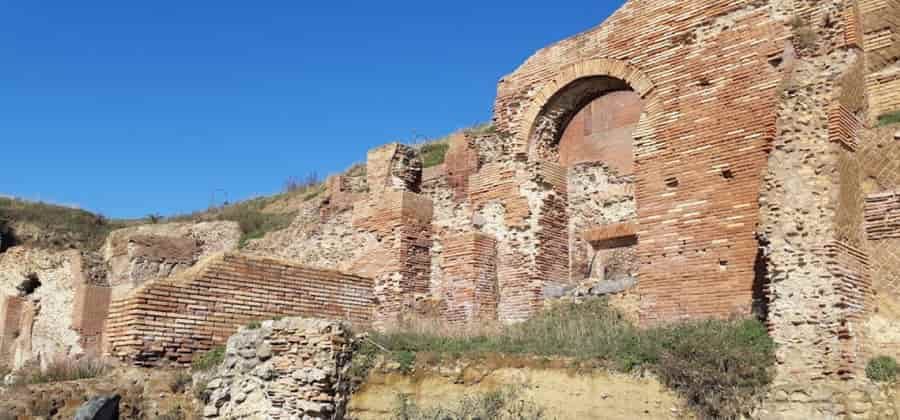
[0, 4, 896, 407]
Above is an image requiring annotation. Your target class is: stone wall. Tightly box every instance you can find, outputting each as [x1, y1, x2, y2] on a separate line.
[0, 247, 85, 368]
[104, 253, 373, 366]
[202, 318, 353, 420]
[103, 221, 241, 300]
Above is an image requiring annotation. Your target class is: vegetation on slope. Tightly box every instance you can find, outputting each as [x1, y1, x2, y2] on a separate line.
[867, 356, 899, 383]
[167, 175, 324, 248]
[419, 142, 450, 168]
[357, 300, 776, 420]
[0, 197, 131, 251]
[878, 110, 900, 127]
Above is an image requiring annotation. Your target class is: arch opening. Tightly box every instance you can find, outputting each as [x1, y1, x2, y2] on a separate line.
[527, 76, 645, 294]
[528, 76, 643, 170]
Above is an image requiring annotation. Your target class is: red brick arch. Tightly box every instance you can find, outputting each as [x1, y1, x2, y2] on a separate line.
[515, 58, 657, 160]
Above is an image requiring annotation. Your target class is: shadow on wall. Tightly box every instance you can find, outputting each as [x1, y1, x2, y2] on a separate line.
[0, 221, 17, 253]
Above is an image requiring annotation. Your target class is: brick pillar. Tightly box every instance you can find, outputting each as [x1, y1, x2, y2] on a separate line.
[0, 296, 23, 367]
[72, 283, 112, 356]
[469, 159, 569, 323]
[366, 143, 423, 194]
[444, 133, 479, 201]
[441, 233, 498, 324]
[353, 190, 433, 329]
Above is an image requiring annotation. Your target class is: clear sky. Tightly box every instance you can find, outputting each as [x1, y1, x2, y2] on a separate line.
[2, 1, 621, 218]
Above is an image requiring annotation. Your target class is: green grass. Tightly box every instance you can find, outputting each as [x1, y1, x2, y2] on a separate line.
[419, 142, 450, 168]
[169, 195, 298, 249]
[13, 357, 109, 385]
[867, 356, 898, 383]
[365, 300, 776, 420]
[877, 110, 900, 127]
[0, 197, 132, 251]
[192, 346, 226, 372]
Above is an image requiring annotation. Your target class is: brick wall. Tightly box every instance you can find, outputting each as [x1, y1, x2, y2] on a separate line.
[558, 90, 642, 172]
[0, 296, 23, 367]
[865, 191, 900, 240]
[493, 0, 786, 324]
[104, 253, 374, 366]
[440, 233, 498, 324]
[71, 283, 111, 356]
[352, 190, 433, 328]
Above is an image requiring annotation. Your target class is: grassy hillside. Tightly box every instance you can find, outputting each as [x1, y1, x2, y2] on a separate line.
[0, 197, 133, 251]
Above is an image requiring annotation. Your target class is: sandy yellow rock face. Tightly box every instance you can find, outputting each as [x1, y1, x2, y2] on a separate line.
[349, 366, 688, 420]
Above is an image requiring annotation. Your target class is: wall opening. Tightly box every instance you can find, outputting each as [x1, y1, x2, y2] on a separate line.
[557, 90, 642, 173]
[0, 220, 16, 253]
[528, 76, 643, 168]
[17, 274, 41, 297]
[530, 76, 644, 290]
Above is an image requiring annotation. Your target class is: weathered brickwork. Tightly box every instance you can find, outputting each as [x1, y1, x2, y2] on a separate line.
[104, 254, 373, 366]
[558, 90, 642, 172]
[366, 143, 423, 194]
[866, 191, 900, 240]
[0, 296, 24, 367]
[103, 221, 241, 299]
[440, 233, 498, 324]
[71, 282, 111, 356]
[469, 160, 569, 322]
[860, 0, 900, 121]
[494, 1, 787, 324]
[353, 190, 433, 328]
[568, 163, 637, 284]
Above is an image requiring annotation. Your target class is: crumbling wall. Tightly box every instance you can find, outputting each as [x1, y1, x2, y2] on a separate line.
[860, 0, 900, 121]
[103, 221, 241, 299]
[568, 163, 637, 286]
[759, 0, 881, 384]
[469, 159, 569, 323]
[493, 0, 786, 324]
[0, 247, 85, 368]
[202, 318, 353, 420]
[104, 253, 373, 366]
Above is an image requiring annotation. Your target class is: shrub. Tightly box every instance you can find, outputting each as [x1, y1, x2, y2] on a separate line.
[652, 319, 775, 419]
[866, 356, 899, 383]
[246, 320, 262, 330]
[14, 357, 109, 385]
[367, 300, 776, 419]
[348, 338, 379, 381]
[283, 172, 321, 194]
[419, 142, 450, 168]
[394, 350, 416, 374]
[392, 388, 546, 420]
[192, 346, 226, 372]
[878, 111, 900, 127]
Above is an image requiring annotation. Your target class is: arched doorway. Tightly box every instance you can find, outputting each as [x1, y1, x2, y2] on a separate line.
[523, 71, 648, 289]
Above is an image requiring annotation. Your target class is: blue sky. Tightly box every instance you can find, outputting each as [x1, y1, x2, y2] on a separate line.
[1, 1, 621, 218]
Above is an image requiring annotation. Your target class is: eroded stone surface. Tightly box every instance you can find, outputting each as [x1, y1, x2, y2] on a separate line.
[202, 318, 353, 420]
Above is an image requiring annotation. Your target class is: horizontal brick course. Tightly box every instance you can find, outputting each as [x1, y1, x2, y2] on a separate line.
[105, 253, 374, 366]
